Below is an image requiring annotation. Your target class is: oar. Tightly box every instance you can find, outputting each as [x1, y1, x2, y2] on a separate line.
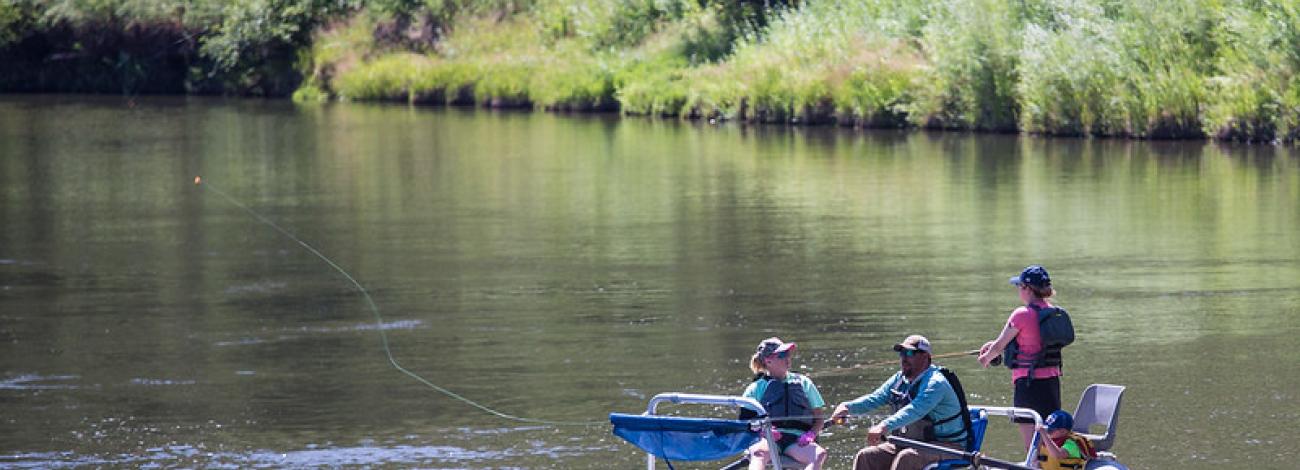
[811, 349, 981, 377]
[886, 436, 1036, 470]
[718, 457, 748, 470]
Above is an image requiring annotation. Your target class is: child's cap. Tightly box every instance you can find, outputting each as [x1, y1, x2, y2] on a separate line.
[756, 337, 797, 357]
[1045, 410, 1073, 431]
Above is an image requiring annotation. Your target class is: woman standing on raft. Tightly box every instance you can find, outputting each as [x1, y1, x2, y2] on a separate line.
[978, 265, 1064, 448]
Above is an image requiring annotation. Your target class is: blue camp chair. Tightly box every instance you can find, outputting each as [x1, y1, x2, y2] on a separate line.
[610, 413, 759, 462]
[611, 393, 784, 469]
[928, 407, 989, 470]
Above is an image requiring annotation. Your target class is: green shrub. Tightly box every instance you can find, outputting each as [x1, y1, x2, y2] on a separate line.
[1017, 3, 1128, 136]
[531, 50, 617, 110]
[0, 2, 34, 47]
[292, 83, 330, 101]
[1203, 3, 1300, 141]
[334, 52, 429, 101]
[832, 53, 915, 128]
[907, 0, 1020, 130]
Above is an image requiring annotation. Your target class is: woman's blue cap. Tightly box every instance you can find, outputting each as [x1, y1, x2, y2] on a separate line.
[1045, 410, 1073, 430]
[1010, 265, 1051, 288]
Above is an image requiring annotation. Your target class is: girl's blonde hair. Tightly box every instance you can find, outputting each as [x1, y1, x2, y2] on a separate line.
[749, 353, 767, 374]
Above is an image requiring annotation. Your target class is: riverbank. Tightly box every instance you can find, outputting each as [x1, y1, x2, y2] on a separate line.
[5, 1, 1300, 142]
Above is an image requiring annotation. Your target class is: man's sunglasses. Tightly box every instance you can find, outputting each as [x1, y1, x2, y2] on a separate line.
[898, 349, 923, 358]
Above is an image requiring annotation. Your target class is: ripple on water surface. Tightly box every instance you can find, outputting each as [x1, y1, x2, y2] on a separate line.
[0, 374, 79, 390]
[0, 440, 610, 468]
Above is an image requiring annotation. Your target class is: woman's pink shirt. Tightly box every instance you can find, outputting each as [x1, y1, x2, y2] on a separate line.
[1007, 300, 1063, 382]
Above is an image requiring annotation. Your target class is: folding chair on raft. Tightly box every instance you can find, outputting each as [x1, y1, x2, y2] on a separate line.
[610, 392, 790, 470]
[929, 407, 989, 470]
[1071, 384, 1126, 454]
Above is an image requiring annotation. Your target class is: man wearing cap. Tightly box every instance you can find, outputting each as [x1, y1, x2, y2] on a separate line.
[830, 335, 968, 470]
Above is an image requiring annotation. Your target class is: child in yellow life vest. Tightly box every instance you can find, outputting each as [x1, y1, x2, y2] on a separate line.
[1035, 410, 1097, 470]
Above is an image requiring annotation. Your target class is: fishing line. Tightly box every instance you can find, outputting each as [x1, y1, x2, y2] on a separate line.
[809, 349, 981, 378]
[194, 176, 604, 427]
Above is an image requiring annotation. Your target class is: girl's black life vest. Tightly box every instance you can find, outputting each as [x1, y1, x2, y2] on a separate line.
[737, 373, 815, 432]
[886, 367, 972, 448]
[1003, 303, 1075, 374]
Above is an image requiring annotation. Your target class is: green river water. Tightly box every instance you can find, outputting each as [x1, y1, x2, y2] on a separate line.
[1, 95, 1298, 468]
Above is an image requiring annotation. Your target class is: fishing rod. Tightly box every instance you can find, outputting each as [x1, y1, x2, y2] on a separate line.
[811, 349, 981, 378]
[194, 176, 604, 427]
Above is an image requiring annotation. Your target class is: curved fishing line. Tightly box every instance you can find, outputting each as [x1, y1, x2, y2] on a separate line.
[195, 177, 603, 427]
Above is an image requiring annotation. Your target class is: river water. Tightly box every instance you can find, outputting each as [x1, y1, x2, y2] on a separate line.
[1, 95, 1297, 469]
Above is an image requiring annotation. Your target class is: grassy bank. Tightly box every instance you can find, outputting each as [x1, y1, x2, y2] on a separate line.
[5, 1, 1300, 142]
[306, 0, 1300, 142]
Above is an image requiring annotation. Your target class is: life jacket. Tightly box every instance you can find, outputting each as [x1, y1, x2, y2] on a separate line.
[1004, 303, 1075, 373]
[886, 367, 970, 445]
[1037, 432, 1097, 470]
[752, 373, 814, 432]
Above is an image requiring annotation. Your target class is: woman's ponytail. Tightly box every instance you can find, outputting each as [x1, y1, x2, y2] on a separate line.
[749, 353, 766, 374]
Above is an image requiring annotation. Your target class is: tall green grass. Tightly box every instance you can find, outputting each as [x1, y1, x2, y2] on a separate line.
[907, 0, 1021, 130]
[616, 1, 927, 125]
[1202, 3, 1300, 142]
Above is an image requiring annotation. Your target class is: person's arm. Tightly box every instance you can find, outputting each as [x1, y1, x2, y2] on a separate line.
[1060, 438, 1086, 459]
[832, 373, 896, 420]
[809, 381, 826, 435]
[867, 371, 941, 445]
[879, 370, 945, 432]
[802, 379, 827, 444]
[978, 319, 1020, 367]
[1035, 426, 1070, 459]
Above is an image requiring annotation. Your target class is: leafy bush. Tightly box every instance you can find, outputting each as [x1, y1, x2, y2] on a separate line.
[1203, 3, 1300, 141]
[907, 0, 1021, 130]
[0, 2, 34, 47]
[333, 51, 429, 100]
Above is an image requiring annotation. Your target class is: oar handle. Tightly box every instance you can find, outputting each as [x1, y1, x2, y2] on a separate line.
[822, 413, 851, 430]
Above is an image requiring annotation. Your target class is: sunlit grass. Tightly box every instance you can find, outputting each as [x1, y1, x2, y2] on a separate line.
[299, 0, 1300, 141]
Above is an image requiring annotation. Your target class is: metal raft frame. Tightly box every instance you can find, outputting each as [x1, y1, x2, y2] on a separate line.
[635, 397, 1049, 470]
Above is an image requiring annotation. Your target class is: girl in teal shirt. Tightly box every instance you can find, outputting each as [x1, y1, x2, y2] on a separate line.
[741, 337, 827, 470]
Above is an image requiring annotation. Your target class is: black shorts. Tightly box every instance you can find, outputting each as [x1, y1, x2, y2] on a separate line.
[1013, 376, 1061, 424]
[774, 431, 800, 452]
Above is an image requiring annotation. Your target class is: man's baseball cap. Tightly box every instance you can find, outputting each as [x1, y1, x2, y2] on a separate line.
[892, 334, 932, 353]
